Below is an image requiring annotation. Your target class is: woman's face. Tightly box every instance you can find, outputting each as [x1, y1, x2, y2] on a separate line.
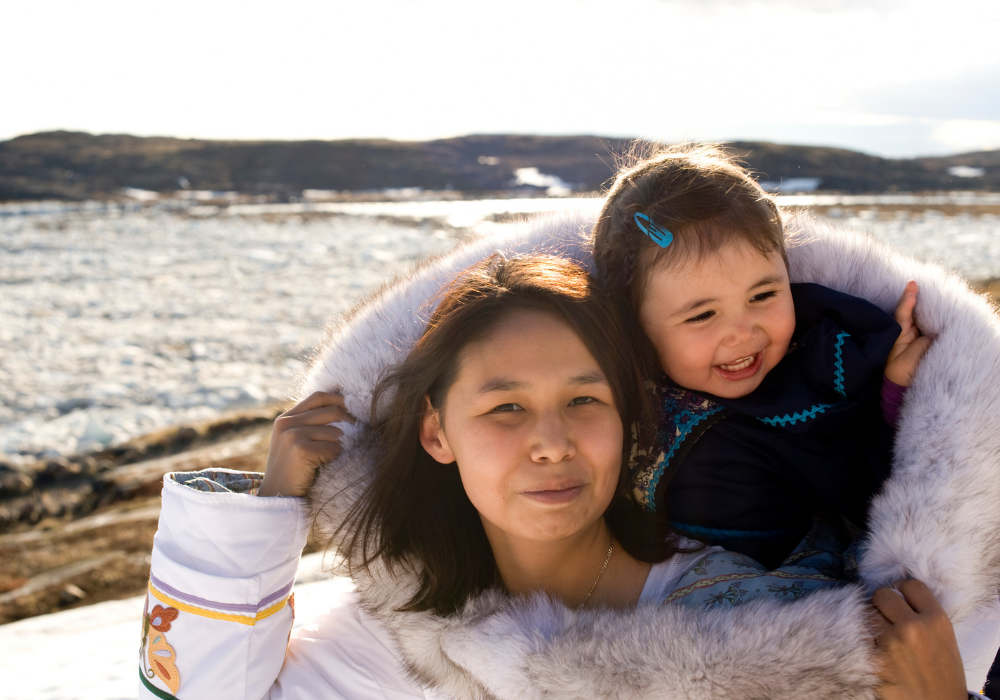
[419, 309, 623, 547]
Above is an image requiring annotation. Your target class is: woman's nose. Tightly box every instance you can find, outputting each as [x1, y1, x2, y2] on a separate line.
[529, 413, 575, 463]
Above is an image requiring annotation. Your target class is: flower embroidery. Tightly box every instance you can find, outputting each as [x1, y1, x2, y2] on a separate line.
[140, 597, 181, 695]
[691, 558, 713, 576]
[705, 582, 749, 608]
[767, 581, 807, 600]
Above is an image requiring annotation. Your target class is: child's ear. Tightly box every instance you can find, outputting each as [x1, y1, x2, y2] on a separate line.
[419, 395, 456, 464]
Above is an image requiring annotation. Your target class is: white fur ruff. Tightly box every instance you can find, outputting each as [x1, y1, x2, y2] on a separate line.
[302, 209, 1000, 699]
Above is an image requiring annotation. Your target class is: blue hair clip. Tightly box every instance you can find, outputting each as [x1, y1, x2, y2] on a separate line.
[633, 212, 673, 248]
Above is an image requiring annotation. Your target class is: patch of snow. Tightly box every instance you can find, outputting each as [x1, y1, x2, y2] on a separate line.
[120, 188, 160, 202]
[0, 561, 353, 700]
[948, 165, 986, 178]
[511, 168, 581, 197]
[760, 177, 823, 193]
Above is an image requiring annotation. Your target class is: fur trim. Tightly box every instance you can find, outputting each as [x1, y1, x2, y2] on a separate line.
[440, 586, 874, 700]
[302, 208, 1000, 699]
[783, 213, 1000, 620]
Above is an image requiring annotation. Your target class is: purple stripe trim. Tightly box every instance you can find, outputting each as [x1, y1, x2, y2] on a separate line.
[258, 581, 294, 608]
[150, 573, 293, 613]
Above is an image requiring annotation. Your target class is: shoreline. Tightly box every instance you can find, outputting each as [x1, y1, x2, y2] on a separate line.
[0, 406, 287, 625]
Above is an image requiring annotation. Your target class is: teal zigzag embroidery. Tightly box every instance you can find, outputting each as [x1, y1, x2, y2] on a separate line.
[833, 331, 850, 397]
[758, 403, 833, 426]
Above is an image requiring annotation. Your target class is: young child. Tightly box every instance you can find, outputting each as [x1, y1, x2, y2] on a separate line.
[592, 144, 933, 569]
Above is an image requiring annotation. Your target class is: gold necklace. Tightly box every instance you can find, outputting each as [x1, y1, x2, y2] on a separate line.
[580, 536, 615, 608]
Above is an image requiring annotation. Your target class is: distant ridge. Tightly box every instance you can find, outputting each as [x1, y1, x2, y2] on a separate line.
[1, 131, 997, 201]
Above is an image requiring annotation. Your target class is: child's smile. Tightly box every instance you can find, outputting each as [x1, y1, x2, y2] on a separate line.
[638, 240, 796, 399]
[714, 351, 765, 380]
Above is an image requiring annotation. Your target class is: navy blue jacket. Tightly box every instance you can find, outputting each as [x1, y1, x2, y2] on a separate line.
[634, 284, 902, 569]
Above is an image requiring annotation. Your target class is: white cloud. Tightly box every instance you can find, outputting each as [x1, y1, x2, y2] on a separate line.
[932, 120, 1000, 153]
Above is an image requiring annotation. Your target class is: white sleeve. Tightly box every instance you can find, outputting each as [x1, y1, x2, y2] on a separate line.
[139, 469, 430, 700]
[138, 470, 310, 700]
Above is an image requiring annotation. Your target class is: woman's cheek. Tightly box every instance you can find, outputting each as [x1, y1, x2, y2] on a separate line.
[455, 459, 508, 522]
[453, 423, 521, 506]
[581, 412, 624, 501]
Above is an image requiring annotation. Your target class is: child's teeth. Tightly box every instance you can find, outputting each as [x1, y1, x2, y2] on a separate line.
[720, 354, 755, 371]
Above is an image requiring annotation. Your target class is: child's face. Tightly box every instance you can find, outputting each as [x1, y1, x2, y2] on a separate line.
[638, 240, 795, 399]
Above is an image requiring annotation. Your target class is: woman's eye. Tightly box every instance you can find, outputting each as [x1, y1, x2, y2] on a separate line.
[751, 290, 777, 303]
[684, 310, 714, 324]
[569, 396, 597, 406]
[490, 403, 522, 413]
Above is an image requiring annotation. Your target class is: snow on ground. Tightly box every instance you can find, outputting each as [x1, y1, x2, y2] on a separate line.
[0, 553, 351, 700]
[1, 196, 998, 466]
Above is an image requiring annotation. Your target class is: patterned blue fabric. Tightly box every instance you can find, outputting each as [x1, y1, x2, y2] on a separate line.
[665, 519, 855, 609]
[630, 383, 724, 510]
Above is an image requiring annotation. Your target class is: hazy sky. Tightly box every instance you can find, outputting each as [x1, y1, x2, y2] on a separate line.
[4, 0, 999, 156]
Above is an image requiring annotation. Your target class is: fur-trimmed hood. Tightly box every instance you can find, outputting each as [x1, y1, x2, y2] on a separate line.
[302, 209, 1000, 699]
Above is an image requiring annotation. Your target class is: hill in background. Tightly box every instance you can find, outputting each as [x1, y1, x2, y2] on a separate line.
[1, 131, 998, 201]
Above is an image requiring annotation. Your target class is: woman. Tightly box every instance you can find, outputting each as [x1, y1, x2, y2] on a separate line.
[141, 250, 985, 699]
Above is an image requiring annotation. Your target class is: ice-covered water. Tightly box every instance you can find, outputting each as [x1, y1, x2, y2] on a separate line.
[2, 196, 999, 465]
[824, 208, 1000, 282]
[0, 208, 465, 465]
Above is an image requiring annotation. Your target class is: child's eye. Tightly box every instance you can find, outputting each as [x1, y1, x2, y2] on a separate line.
[751, 291, 777, 303]
[684, 310, 714, 324]
[490, 403, 523, 413]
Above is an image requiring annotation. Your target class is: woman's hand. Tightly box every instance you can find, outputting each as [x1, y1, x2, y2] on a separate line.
[871, 579, 967, 700]
[258, 392, 355, 498]
[885, 281, 935, 387]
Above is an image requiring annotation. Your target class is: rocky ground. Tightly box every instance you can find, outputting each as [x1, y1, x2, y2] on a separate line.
[0, 407, 308, 624]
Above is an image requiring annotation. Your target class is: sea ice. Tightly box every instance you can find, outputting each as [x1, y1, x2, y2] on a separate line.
[2, 198, 998, 465]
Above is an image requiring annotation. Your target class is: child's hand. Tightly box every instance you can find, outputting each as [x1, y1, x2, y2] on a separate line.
[870, 580, 967, 700]
[258, 392, 355, 498]
[885, 281, 934, 387]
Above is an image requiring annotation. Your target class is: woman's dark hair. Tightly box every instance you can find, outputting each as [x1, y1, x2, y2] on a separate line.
[593, 143, 786, 314]
[338, 253, 684, 615]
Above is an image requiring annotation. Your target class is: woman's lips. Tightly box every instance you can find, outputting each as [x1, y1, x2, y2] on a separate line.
[713, 351, 764, 381]
[521, 485, 584, 505]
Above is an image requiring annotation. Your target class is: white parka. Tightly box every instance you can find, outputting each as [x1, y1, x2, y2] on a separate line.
[140, 210, 1000, 700]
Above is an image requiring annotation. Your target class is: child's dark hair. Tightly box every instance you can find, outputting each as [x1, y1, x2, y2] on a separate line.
[338, 253, 683, 615]
[593, 143, 785, 311]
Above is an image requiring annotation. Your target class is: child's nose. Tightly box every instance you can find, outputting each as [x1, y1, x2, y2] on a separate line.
[725, 318, 758, 345]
